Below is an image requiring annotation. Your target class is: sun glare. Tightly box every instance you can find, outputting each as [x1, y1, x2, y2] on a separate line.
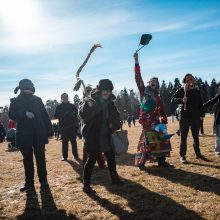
[0, 0, 42, 49]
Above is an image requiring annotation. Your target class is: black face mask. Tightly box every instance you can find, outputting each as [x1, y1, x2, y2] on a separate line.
[20, 91, 34, 100]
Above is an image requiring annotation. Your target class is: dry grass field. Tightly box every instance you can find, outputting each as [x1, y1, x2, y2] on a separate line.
[0, 115, 220, 220]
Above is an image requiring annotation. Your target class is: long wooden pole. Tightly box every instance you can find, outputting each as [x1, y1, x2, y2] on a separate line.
[73, 44, 102, 98]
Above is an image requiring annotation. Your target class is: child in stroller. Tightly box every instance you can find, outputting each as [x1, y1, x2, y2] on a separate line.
[6, 128, 18, 151]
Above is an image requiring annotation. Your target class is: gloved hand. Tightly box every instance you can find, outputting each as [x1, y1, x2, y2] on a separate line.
[26, 111, 35, 119]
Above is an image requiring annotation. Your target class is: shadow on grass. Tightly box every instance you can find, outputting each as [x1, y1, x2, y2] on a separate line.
[188, 162, 220, 169]
[90, 177, 204, 220]
[67, 157, 204, 219]
[199, 134, 215, 137]
[17, 186, 78, 220]
[67, 160, 111, 185]
[115, 151, 135, 166]
[147, 168, 220, 196]
[67, 160, 83, 181]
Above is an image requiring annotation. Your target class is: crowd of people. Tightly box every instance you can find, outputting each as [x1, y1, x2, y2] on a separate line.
[2, 52, 219, 195]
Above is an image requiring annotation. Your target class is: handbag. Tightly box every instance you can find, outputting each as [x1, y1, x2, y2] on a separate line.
[111, 130, 129, 155]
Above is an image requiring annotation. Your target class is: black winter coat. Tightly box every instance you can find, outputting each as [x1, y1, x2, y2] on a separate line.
[171, 88, 204, 119]
[79, 91, 121, 153]
[203, 93, 220, 131]
[0, 124, 6, 142]
[9, 92, 53, 148]
[54, 102, 78, 131]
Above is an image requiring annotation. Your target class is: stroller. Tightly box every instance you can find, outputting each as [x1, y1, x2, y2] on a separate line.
[6, 128, 18, 151]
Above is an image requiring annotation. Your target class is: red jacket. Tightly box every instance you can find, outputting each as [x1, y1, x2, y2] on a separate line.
[134, 64, 167, 131]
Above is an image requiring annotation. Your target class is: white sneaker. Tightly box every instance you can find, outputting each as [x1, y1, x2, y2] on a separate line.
[215, 152, 220, 156]
[180, 156, 187, 164]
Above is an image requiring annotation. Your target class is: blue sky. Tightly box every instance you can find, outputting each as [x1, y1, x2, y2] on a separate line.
[0, 0, 220, 106]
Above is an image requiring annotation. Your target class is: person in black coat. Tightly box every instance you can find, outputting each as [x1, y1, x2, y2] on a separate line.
[203, 88, 220, 155]
[79, 79, 124, 195]
[9, 79, 53, 192]
[171, 74, 208, 163]
[54, 93, 79, 161]
[0, 123, 6, 142]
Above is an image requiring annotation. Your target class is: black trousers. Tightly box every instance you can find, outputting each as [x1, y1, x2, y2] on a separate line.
[83, 148, 117, 185]
[179, 118, 201, 157]
[61, 128, 78, 159]
[200, 118, 204, 134]
[20, 145, 47, 185]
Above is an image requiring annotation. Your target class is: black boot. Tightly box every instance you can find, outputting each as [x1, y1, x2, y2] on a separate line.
[20, 183, 35, 192]
[158, 157, 174, 168]
[111, 175, 125, 185]
[83, 183, 96, 195]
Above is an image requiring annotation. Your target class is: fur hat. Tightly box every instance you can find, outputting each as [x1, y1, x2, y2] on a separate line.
[14, 79, 35, 94]
[98, 79, 114, 91]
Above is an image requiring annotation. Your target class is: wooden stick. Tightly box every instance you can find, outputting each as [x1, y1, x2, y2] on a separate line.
[73, 44, 102, 98]
[75, 44, 102, 80]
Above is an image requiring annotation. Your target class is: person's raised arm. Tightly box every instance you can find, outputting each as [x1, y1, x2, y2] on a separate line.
[134, 53, 145, 97]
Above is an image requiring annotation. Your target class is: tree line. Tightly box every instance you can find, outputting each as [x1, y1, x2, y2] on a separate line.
[112, 77, 219, 120]
[0, 77, 219, 127]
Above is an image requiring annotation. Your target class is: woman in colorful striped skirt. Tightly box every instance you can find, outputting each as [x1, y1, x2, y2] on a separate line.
[133, 52, 173, 170]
